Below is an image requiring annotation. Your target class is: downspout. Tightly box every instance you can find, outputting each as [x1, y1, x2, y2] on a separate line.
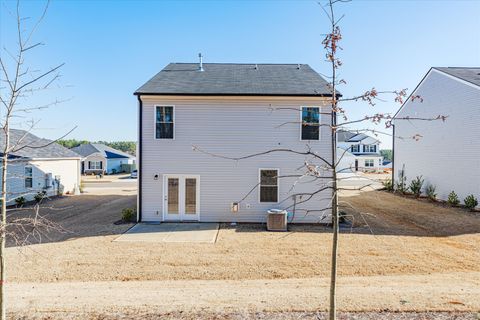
[137, 95, 143, 222]
[391, 123, 395, 185]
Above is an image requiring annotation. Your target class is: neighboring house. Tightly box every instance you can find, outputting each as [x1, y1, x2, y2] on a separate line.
[337, 130, 383, 172]
[393, 67, 480, 203]
[0, 129, 81, 204]
[134, 62, 335, 223]
[382, 160, 392, 171]
[71, 143, 136, 175]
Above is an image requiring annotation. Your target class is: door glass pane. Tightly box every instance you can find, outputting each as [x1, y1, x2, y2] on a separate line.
[168, 178, 179, 214]
[185, 178, 197, 214]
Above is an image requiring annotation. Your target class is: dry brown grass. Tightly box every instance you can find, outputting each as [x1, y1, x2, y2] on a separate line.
[7, 190, 480, 283]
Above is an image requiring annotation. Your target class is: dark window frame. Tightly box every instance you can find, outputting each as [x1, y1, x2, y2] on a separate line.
[259, 169, 279, 203]
[364, 159, 374, 167]
[155, 106, 175, 139]
[301, 107, 320, 141]
[351, 144, 360, 153]
[363, 144, 377, 153]
[24, 166, 33, 188]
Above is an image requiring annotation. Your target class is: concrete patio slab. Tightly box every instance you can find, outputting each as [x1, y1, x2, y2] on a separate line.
[114, 223, 219, 243]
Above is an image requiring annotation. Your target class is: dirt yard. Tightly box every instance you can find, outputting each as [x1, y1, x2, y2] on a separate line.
[6, 189, 480, 319]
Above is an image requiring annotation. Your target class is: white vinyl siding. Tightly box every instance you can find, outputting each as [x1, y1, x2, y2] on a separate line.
[394, 69, 480, 202]
[2, 158, 80, 204]
[140, 96, 333, 223]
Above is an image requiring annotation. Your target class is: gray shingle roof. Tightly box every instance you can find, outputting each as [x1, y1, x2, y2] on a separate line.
[135, 63, 333, 96]
[434, 67, 480, 87]
[71, 143, 134, 159]
[0, 129, 81, 159]
[337, 130, 380, 143]
[337, 130, 356, 142]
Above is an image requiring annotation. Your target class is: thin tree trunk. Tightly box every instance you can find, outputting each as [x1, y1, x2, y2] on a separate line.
[329, 102, 339, 320]
[328, 2, 339, 315]
[0, 124, 9, 320]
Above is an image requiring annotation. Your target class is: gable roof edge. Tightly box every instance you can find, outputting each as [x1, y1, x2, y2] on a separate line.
[432, 67, 480, 90]
[392, 68, 434, 120]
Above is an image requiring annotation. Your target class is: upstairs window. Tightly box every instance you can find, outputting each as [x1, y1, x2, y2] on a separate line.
[363, 144, 376, 153]
[351, 145, 360, 153]
[24, 166, 33, 188]
[301, 107, 320, 140]
[259, 169, 278, 203]
[156, 106, 174, 139]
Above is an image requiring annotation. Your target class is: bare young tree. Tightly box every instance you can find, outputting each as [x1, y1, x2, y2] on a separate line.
[0, 1, 73, 318]
[193, 1, 446, 319]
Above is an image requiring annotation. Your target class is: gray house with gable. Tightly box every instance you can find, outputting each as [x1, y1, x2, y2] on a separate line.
[134, 62, 335, 223]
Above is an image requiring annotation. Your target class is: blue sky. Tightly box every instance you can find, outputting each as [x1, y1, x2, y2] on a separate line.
[1, 0, 479, 149]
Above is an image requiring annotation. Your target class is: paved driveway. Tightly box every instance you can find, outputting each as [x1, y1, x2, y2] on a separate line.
[337, 172, 385, 190]
[115, 223, 219, 243]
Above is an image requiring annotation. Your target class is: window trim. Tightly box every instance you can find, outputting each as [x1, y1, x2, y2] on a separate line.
[258, 168, 280, 204]
[363, 144, 376, 153]
[300, 106, 321, 141]
[364, 159, 374, 167]
[154, 105, 175, 140]
[24, 165, 33, 189]
[89, 160, 102, 170]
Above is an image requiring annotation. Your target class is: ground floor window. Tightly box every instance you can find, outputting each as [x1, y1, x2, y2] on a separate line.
[89, 161, 102, 170]
[259, 169, 278, 203]
[24, 166, 33, 188]
[365, 159, 374, 167]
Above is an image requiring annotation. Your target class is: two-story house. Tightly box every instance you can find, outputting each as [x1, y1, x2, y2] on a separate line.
[337, 130, 383, 172]
[134, 62, 334, 223]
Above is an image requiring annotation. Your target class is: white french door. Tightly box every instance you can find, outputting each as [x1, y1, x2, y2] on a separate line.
[164, 175, 200, 221]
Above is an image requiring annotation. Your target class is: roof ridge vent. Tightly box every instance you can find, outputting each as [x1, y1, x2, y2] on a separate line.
[297, 64, 301, 69]
[198, 53, 204, 72]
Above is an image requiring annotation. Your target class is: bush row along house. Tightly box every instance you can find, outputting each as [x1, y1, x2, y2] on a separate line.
[0, 129, 81, 204]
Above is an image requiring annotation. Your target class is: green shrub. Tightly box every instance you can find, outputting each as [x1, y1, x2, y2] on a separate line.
[34, 191, 47, 203]
[425, 184, 437, 201]
[382, 178, 394, 192]
[15, 196, 26, 207]
[121, 208, 136, 222]
[447, 191, 460, 206]
[395, 169, 408, 194]
[409, 176, 424, 198]
[464, 195, 478, 211]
